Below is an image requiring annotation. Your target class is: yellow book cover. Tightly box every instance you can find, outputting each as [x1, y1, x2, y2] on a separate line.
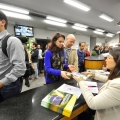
[41, 89, 77, 117]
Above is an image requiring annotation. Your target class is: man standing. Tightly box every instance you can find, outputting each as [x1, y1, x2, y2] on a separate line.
[0, 11, 26, 102]
[37, 44, 43, 74]
[64, 34, 78, 72]
[77, 42, 86, 73]
[31, 42, 39, 80]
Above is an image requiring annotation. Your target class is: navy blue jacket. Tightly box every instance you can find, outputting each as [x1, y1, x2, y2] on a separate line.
[77, 49, 85, 64]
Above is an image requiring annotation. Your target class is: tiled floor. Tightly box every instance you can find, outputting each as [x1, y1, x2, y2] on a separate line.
[22, 74, 45, 92]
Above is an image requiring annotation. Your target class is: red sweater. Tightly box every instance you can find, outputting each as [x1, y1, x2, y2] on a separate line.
[84, 50, 90, 56]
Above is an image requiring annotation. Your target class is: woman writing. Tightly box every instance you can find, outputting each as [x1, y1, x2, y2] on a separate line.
[44, 33, 75, 84]
[73, 47, 120, 120]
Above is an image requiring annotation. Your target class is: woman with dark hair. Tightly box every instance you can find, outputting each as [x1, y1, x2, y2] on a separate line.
[44, 33, 75, 84]
[73, 47, 120, 120]
[91, 45, 100, 56]
[103, 46, 109, 53]
[99, 45, 104, 54]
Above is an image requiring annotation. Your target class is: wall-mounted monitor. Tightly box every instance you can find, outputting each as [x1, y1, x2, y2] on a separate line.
[14, 25, 34, 37]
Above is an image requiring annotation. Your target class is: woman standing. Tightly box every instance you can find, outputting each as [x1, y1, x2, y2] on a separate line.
[91, 45, 100, 56]
[44, 33, 75, 84]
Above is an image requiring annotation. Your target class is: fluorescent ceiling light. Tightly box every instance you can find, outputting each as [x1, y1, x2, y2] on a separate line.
[106, 33, 115, 37]
[44, 20, 67, 27]
[96, 29, 105, 32]
[94, 31, 103, 35]
[72, 26, 87, 31]
[99, 14, 114, 22]
[0, 3, 29, 14]
[2, 10, 31, 20]
[74, 23, 88, 28]
[46, 15, 67, 23]
[117, 31, 120, 34]
[64, 0, 91, 12]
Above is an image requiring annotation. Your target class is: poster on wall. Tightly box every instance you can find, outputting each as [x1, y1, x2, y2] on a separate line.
[27, 38, 36, 50]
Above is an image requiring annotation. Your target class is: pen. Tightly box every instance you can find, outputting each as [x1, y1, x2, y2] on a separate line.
[88, 86, 98, 87]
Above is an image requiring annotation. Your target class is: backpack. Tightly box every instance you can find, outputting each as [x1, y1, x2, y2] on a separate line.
[2, 35, 35, 78]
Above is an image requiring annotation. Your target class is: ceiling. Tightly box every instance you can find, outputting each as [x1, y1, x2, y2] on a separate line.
[0, 0, 120, 39]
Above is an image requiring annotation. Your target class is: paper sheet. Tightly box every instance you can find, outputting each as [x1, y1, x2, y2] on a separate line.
[85, 81, 98, 94]
[57, 84, 81, 99]
[87, 69, 110, 75]
[72, 72, 87, 79]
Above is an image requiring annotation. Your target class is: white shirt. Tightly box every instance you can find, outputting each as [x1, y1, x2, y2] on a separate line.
[38, 49, 42, 59]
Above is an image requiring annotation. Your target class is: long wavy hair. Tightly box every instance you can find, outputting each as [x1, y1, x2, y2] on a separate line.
[108, 47, 120, 80]
[49, 33, 65, 53]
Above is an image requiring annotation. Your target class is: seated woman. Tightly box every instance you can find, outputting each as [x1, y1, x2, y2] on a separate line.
[73, 47, 120, 120]
[44, 33, 75, 84]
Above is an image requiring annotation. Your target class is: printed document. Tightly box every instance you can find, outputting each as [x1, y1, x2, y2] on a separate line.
[85, 81, 98, 94]
[57, 84, 81, 99]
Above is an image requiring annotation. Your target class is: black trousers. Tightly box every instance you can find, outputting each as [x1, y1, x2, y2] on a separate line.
[78, 108, 95, 120]
[38, 59, 43, 73]
[78, 63, 86, 73]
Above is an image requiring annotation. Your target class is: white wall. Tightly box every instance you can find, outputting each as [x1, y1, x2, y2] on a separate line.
[96, 37, 105, 45]
[34, 28, 90, 49]
[107, 35, 119, 47]
[74, 35, 90, 49]
[7, 24, 14, 35]
[7, 24, 90, 48]
[8, 24, 106, 49]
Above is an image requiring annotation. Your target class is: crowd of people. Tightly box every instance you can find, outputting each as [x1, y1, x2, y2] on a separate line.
[0, 10, 120, 120]
[91, 45, 113, 56]
[25, 38, 113, 85]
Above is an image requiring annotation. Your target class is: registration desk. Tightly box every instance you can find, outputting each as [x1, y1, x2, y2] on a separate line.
[84, 56, 106, 69]
[0, 79, 103, 120]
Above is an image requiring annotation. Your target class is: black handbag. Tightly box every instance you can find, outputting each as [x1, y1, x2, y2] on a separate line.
[23, 62, 35, 78]
[23, 49, 35, 78]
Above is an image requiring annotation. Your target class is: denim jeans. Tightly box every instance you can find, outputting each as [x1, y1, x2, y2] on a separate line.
[0, 77, 23, 102]
[30, 62, 38, 79]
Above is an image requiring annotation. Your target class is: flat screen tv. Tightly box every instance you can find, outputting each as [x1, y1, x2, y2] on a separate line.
[14, 25, 34, 37]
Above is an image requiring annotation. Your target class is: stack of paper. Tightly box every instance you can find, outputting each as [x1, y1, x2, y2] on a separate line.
[85, 81, 98, 94]
[87, 69, 110, 75]
[72, 72, 87, 79]
[57, 84, 81, 99]
[101, 53, 109, 57]
[95, 70, 110, 75]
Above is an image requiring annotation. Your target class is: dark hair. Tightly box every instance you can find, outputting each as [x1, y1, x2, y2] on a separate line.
[103, 46, 109, 53]
[79, 42, 85, 46]
[32, 42, 37, 47]
[49, 33, 65, 53]
[108, 47, 120, 80]
[0, 10, 8, 29]
[94, 45, 99, 50]
[92, 45, 99, 55]
[17, 37, 28, 43]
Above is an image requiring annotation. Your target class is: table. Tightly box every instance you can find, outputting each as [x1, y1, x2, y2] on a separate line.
[84, 56, 106, 69]
[0, 79, 103, 120]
